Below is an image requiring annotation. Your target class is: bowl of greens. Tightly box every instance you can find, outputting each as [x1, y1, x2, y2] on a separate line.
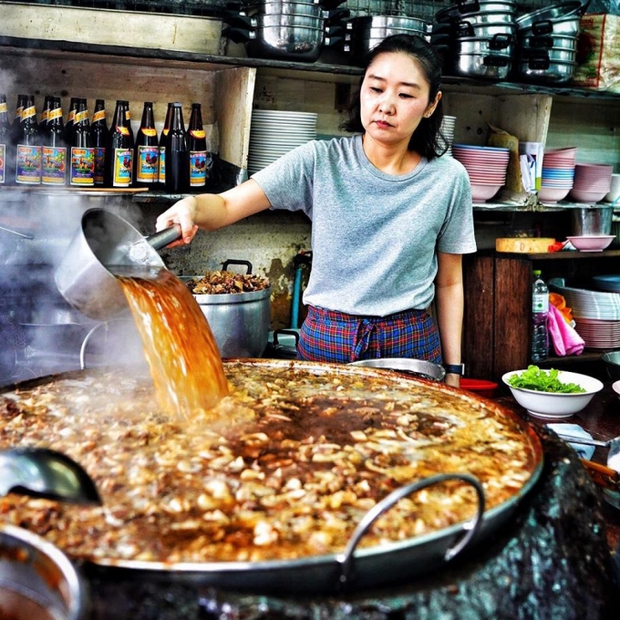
[502, 366, 604, 419]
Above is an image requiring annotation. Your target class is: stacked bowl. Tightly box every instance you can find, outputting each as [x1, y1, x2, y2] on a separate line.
[452, 144, 510, 202]
[569, 163, 614, 204]
[439, 115, 456, 156]
[539, 146, 576, 204]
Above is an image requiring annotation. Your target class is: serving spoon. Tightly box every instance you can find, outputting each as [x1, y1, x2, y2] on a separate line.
[0, 447, 101, 505]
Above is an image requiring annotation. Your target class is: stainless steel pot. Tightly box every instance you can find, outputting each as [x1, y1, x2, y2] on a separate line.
[520, 32, 579, 51]
[455, 19, 516, 39]
[454, 50, 512, 79]
[515, 0, 583, 31]
[0, 524, 86, 620]
[515, 55, 576, 83]
[54, 209, 181, 321]
[570, 206, 613, 236]
[435, 0, 517, 23]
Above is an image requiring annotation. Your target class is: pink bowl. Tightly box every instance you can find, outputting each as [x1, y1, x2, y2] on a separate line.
[471, 183, 502, 202]
[569, 188, 609, 203]
[539, 186, 571, 203]
[567, 235, 615, 251]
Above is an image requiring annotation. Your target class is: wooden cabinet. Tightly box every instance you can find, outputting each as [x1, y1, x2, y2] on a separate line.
[464, 249, 620, 383]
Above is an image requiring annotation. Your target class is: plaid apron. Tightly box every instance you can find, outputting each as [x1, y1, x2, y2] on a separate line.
[297, 305, 442, 364]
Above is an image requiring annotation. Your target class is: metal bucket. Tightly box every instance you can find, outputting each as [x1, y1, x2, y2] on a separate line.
[570, 206, 613, 236]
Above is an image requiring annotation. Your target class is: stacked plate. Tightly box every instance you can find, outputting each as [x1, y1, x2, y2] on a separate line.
[452, 144, 510, 202]
[593, 274, 620, 293]
[574, 318, 620, 349]
[248, 110, 318, 176]
[569, 163, 613, 204]
[539, 147, 576, 204]
[439, 115, 456, 156]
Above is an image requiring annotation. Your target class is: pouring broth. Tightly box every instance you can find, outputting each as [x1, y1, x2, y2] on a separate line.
[117, 268, 229, 418]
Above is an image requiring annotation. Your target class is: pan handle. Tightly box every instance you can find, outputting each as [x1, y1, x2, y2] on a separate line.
[335, 473, 485, 587]
[145, 224, 182, 251]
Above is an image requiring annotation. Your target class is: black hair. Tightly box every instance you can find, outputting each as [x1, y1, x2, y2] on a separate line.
[340, 34, 447, 160]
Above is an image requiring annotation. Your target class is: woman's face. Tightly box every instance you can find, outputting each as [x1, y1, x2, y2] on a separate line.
[360, 51, 440, 148]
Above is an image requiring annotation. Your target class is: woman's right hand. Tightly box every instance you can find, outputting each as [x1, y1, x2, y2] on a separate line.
[156, 196, 200, 247]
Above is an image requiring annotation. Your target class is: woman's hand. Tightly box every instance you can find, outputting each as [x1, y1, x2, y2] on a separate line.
[156, 196, 200, 247]
[444, 373, 460, 388]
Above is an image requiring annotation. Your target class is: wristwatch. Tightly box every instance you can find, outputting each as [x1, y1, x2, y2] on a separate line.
[444, 363, 465, 376]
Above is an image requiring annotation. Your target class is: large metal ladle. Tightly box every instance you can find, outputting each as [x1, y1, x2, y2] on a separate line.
[0, 447, 101, 504]
[55, 208, 181, 321]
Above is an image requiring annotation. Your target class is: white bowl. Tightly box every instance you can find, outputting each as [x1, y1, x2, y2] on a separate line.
[566, 235, 615, 251]
[502, 369, 604, 419]
[613, 380, 620, 398]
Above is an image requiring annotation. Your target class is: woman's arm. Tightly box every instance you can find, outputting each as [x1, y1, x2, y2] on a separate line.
[155, 179, 272, 246]
[435, 251, 464, 387]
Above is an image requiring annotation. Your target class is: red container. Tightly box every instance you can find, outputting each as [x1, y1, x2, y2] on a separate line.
[461, 378, 498, 399]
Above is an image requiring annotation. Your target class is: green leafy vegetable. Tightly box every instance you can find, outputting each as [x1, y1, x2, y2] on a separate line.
[507, 365, 586, 394]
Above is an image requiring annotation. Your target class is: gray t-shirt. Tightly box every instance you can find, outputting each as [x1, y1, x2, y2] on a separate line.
[252, 135, 476, 316]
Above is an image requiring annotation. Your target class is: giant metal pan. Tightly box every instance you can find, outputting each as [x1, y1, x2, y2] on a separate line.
[1, 360, 544, 594]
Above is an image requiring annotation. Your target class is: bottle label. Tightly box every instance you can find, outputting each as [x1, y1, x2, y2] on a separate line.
[41, 145, 67, 185]
[70, 147, 95, 185]
[532, 292, 549, 313]
[22, 106, 36, 121]
[16, 144, 41, 184]
[141, 128, 157, 137]
[116, 126, 130, 137]
[0, 143, 5, 184]
[75, 109, 89, 124]
[94, 147, 106, 185]
[190, 150, 208, 187]
[48, 107, 63, 122]
[113, 148, 133, 186]
[189, 129, 206, 139]
[159, 146, 165, 183]
[0, 102, 7, 114]
[92, 109, 106, 123]
[137, 145, 159, 183]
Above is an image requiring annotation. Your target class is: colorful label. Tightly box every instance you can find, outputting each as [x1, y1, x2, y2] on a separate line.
[159, 146, 165, 183]
[48, 107, 63, 122]
[113, 147, 133, 186]
[190, 150, 208, 187]
[0, 102, 7, 114]
[94, 147, 106, 185]
[70, 146, 95, 185]
[75, 109, 89, 124]
[22, 105, 36, 121]
[92, 109, 106, 123]
[0, 143, 5, 184]
[136, 145, 159, 183]
[42, 145, 67, 185]
[16, 144, 41, 184]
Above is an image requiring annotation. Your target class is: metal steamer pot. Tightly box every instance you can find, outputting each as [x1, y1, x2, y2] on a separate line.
[1, 360, 544, 595]
[435, 0, 517, 24]
[453, 34, 513, 79]
[0, 524, 87, 620]
[182, 261, 271, 359]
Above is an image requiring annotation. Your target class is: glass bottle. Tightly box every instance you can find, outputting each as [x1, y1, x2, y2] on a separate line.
[104, 99, 133, 188]
[10, 94, 26, 147]
[15, 94, 41, 185]
[0, 94, 10, 185]
[188, 102, 208, 189]
[41, 96, 67, 186]
[134, 101, 159, 187]
[531, 269, 549, 363]
[63, 97, 78, 147]
[163, 102, 189, 194]
[90, 98, 108, 186]
[39, 95, 53, 134]
[158, 102, 174, 187]
[69, 98, 94, 186]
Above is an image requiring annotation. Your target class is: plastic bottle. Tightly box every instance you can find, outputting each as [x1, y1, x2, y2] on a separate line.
[69, 98, 94, 186]
[163, 102, 189, 194]
[134, 101, 159, 187]
[41, 96, 67, 186]
[90, 98, 108, 186]
[531, 269, 549, 363]
[15, 94, 41, 185]
[188, 102, 207, 189]
[0, 94, 10, 185]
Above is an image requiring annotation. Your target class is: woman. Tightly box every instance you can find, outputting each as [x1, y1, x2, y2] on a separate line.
[156, 34, 476, 386]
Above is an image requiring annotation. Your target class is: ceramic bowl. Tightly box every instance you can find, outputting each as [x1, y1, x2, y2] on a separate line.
[602, 351, 620, 382]
[569, 188, 609, 204]
[566, 235, 615, 251]
[538, 186, 571, 203]
[471, 183, 502, 202]
[502, 369, 603, 419]
[613, 380, 620, 398]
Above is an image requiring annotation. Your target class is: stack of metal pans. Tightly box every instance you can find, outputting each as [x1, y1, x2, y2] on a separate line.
[431, 0, 517, 80]
[514, 0, 584, 84]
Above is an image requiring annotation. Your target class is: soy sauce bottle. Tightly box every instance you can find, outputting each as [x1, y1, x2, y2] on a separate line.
[188, 102, 207, 189]
[69, 98, 94, 186]
[134, 101, 159, 187]
[0, 94, 10, 185]
[104, 99, 134, 188]
[10, 94, 26, 147]
[41, 96, 67, 186]
[39, 95, 53, 134]
[162, 102, 189, 194]
[63, 97, 78, 148]
[90, 98, 108, 186]
[15, 94, 41, 185]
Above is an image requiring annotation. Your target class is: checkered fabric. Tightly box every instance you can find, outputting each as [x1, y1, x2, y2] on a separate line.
[297, 305, 441, 364]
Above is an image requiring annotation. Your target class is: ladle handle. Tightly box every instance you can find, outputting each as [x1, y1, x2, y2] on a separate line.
[146, 225, 182, 251]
